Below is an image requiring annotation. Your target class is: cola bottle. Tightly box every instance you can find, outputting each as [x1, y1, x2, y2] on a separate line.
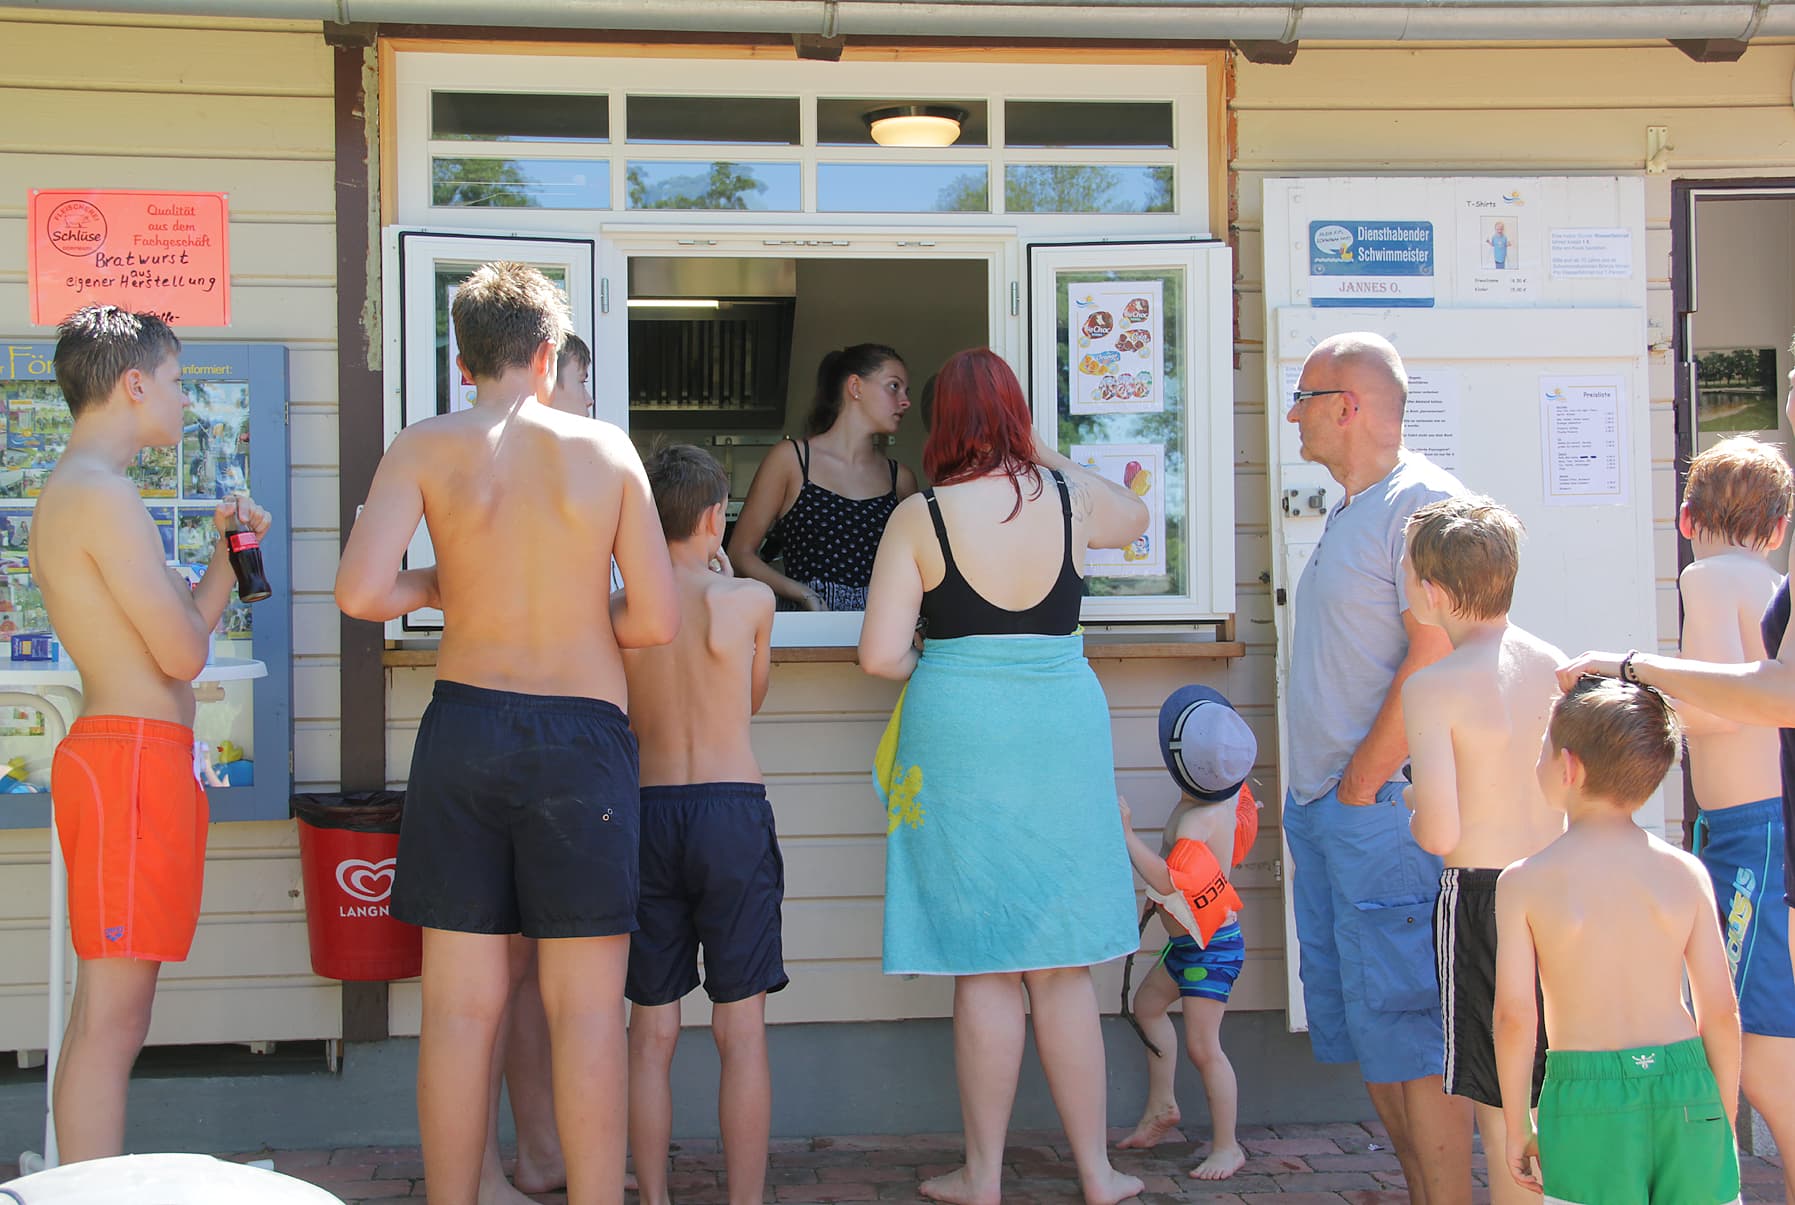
[222, 500, 272, 603]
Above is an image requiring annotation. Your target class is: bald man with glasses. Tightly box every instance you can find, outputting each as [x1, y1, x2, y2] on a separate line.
[1281, 332, 1473, 1204]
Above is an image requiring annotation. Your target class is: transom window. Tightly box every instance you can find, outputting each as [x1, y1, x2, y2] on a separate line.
[401, 57, 1203, 226]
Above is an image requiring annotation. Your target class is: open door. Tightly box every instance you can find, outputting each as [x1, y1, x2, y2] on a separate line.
[381, 230, 597, 637]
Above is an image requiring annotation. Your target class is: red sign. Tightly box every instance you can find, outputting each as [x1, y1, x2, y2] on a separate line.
[27, 189, 230, 327]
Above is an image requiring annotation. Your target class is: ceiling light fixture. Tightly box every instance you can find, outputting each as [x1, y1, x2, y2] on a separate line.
[864, 104, 968, 148]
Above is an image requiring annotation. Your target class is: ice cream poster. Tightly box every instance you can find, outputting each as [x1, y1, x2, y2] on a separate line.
[1069, 281, 1164, 416]
[1070, 444, 1165, 577]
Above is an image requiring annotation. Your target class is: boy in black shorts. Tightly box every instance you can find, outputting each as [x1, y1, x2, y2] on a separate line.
[618, 445, 783, 1205]
[336, 261, 679, 1205]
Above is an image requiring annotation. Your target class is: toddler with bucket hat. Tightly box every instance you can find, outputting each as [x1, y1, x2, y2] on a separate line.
[1114, 684, 1260, 1181]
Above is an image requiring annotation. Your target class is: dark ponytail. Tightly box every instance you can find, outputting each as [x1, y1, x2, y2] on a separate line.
[805, 342, 903, 436]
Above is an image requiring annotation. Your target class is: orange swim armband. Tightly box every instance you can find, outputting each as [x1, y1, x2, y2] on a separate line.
[1233, 783, 1259, 868]
[1165, 837, 1244, 947]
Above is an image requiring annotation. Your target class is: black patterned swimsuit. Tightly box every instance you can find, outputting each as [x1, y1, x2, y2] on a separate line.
[766, 437, 899, 611]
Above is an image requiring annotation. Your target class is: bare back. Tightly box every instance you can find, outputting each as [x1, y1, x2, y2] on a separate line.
[1509, 826, 1711, 1050]
[1679, 552, 1783, 810]
[622, 566, 772, 787]
[1412, 624, 1566, 868]
[418, 403, 635, 701]
[32, 458, 195, 724]
[915, 471, 1087, 607]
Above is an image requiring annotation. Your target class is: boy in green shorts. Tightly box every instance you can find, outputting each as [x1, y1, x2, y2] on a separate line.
[1494, 676, 1741, 1203]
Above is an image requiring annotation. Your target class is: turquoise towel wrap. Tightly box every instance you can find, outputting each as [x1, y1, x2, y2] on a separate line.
[874, 633, 1138, 976]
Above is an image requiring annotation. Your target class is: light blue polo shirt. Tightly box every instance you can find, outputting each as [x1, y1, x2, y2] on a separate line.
[1287, 449, 1466, 804]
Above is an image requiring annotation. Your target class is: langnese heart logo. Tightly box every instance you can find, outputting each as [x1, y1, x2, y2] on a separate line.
[336, 857, 397, 904]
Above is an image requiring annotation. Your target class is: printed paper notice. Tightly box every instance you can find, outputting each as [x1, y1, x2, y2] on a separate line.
[1540, 377, 1627, 506]
[1403, 369, 1461, 474]
[444, 284, 479, 412]
[1071, 443, 1165, 577]
[1069, 281, 1164, 415]
[1549, 228, 1633, 279]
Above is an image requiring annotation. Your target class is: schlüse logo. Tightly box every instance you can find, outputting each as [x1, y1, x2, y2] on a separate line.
[336, 857, 397, 904]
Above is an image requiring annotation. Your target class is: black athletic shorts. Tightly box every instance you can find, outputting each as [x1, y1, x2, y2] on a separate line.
[1435, 867, 1547, 1108]
[626, 782, 787, 1007]
[391, 680, 640, 939]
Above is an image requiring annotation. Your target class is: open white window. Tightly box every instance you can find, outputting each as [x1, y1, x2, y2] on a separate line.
[381, 229, 597, 637]
[1027, 240, 1236, 621]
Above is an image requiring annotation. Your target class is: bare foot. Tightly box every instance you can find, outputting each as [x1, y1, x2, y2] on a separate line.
[1115, 1103, 1182, 1149]
[476, 1171, 541, 1205]
[1187, 1144, 1245, 1181]
[918, 1166, 1000, 1205]
[624, 1170, 638, 1192]
[1080, 1167, 1145, 1205]
[513, 1150, 567, 1195]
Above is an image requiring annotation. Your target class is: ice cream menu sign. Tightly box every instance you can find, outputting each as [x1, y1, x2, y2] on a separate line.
[27, 190, 230, 327]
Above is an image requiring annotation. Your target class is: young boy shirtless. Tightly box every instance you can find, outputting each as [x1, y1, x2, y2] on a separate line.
[1399, 495, 1566, 1202]
[618, 444, 782, 1205]
[335, 262, 678, 1205]
[1494, 676, 1740, 1203]
[32, 304, 271, 1161]
[1674, 436, 1795, 1199]
[1116, 685, 1259, 1182]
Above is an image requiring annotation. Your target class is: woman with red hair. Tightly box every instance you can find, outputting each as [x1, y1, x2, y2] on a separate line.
[861, 348, 1151, 1205]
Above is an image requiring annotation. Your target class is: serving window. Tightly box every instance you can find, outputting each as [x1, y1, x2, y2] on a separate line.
[385, 50, 1232, 647]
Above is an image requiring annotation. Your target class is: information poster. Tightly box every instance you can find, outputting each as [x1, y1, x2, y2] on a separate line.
[27, 190, 230, 327]
[1548, 228, 1633, 280]
[1308, 219, 1435, 308]
[1540, 376, 1627, 506]
[1455, 182, 1539, 302]
[1070, 443, 1165, 577]
[1402, 369, 1463, 473]
[1070, 281, 1163, 415]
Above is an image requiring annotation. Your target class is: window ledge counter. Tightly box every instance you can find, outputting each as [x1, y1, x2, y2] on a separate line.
[382, 632, 1244, 667]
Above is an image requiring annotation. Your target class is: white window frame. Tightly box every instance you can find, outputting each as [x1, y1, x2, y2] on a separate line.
[393, 53, 1208, 237]
[1027, 239, 1236, 621]
[380, 228, 597, 638]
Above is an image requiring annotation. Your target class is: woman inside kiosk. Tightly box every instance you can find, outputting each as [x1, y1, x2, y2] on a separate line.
[728, 343, 918, 610]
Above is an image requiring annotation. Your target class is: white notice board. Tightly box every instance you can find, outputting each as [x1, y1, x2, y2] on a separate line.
[1261, 177, 1652, 1033]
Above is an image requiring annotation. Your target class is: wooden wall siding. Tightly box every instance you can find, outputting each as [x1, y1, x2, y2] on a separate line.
[385, 657, 1288, 1035]
[0, 10, 342, 1050]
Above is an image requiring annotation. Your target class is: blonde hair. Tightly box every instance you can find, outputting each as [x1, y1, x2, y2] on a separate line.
[1683, 435, 1793, 548]
[1405, 494, 1522, 621]
[1548, 676, 1682, 808]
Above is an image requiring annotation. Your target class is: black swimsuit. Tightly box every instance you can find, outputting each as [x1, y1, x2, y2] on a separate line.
[919, 469, 1085, 639]
[765, 437, 899, 611]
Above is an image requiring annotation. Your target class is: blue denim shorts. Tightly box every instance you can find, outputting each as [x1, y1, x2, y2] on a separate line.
[1283, 780, 1444, 1083]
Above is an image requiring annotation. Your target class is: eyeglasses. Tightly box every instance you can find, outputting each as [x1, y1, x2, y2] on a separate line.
[1290, 388, 1350, 407]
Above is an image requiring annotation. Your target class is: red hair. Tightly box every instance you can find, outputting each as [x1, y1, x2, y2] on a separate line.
[923, 348, 1042, 520]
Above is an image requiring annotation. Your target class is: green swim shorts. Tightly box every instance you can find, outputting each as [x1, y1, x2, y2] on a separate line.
[1536, 1038, 1740, 1204]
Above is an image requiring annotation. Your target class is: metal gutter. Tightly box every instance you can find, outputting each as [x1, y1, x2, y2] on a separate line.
[14, 0, 1795, 41]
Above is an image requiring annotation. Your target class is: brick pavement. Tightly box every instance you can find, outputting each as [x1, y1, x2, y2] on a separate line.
[8, 1122, 1777, 1203]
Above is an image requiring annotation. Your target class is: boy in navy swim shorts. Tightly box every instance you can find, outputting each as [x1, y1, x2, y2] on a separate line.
[618, 445, 783, 1205]
[1115, 685, 1261, 1182]
[1674, 435, 1795, 1200]
[336, 261, 680, 1205]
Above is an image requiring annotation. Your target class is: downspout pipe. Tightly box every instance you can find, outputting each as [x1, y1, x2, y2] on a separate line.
[15, 0, 1795, 42]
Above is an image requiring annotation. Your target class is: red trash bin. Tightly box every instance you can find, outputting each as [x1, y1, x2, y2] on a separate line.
[292, 792, 421, 981]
